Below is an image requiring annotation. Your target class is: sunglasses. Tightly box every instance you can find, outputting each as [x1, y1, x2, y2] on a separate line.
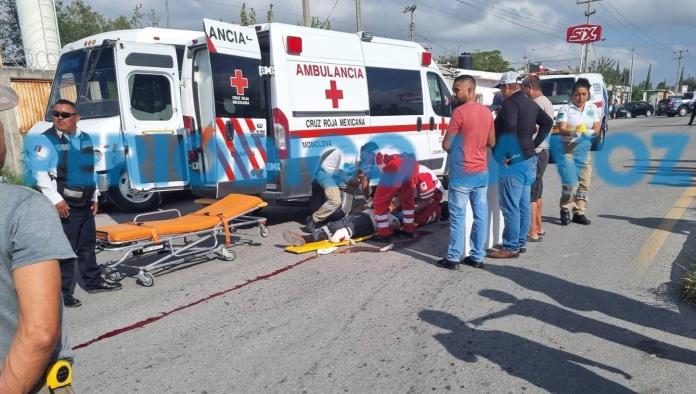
[52, 111, 76, 119]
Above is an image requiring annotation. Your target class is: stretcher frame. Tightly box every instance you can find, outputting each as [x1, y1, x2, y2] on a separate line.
[96, 206, 268, 287]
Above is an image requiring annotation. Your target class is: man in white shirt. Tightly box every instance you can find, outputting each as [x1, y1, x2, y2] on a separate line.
[28, 99, 121, 308]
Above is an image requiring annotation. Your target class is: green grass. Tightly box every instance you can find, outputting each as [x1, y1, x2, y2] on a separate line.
[681, 257, 696, 304]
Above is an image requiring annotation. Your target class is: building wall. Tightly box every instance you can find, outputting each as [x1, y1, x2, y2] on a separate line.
[0, 67, 54, 175]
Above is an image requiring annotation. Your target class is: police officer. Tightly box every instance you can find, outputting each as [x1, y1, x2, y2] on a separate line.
[31, 99, 121, 308]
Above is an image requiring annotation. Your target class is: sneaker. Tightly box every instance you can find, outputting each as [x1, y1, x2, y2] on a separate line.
[560, 210, 571, 226]
[462, 256, 484, 268]
[572, 214, 591, 225]
[439, 201, 450, 221]
[63, 295, 81, 308]
[486, 249, 520, 259]
[85, 281, 122, 294]
[305, 216, 317, 232]
[436, 258, 459, 270]
[283, 230, 307, 246]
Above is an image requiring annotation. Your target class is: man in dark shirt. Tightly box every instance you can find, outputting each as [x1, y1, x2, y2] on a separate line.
[488, 72, 553, 258]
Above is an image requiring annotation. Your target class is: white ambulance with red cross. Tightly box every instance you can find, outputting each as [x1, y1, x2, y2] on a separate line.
[28, 19, 453, 211]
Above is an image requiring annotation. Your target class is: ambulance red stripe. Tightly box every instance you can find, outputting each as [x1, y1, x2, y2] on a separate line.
[215, 146, 235, 181]
[245, 118, 268, 163]
[231, 118, 261, 171]
[289, 123, 420, 139]
[205, 35, 218, 53]
[215, 117, 250, 180]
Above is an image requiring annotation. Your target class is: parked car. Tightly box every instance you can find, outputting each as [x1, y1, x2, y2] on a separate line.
[656, 93, 693, 117]
[616, 101, 654, 118]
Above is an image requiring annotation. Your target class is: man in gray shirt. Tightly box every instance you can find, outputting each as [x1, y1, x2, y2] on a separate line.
[0, 85, 76, 392]
[522, 75, 555, 242]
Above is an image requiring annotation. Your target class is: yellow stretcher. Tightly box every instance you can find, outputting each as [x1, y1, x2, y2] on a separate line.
[96, 194, 268, 287]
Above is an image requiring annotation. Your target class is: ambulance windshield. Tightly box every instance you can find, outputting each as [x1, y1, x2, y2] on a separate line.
[541, 77, 575, 105]
[46, 45, 119, 120]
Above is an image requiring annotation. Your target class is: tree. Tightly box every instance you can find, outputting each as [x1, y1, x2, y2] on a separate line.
[56, 0, 145, 45]
[656, 80, 668, 90]
[240, 3, 249, 26]
[146, 8, 160, 27]
[0, 0, 24, 65]
[266, 4, 274, 22]
[470, 50, 510, 72]
[644, 63, 652, 90]
[681, 76, 696, 92]
[589, 57, 623, 87]
[248, 7, 256, 25]
[311, 16, 331, 30]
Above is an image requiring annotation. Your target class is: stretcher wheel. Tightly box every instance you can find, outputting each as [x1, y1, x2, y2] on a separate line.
[220, 247, 236, 261]
[258, 225, 269, 238]
[137, 272, 154, 287]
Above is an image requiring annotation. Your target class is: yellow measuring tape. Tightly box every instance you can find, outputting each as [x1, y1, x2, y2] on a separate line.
[46, 360, 72, 389]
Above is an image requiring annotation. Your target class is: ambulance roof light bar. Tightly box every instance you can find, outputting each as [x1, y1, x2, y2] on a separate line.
[286, 36, 302, 55]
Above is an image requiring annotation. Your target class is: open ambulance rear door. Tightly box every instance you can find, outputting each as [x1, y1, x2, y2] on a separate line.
[115, 41, 189, 191]
[195, 19, 267, 197]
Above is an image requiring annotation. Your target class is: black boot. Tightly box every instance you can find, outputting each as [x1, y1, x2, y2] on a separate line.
[560, 210, 571, 226]
[572, 213, 591, 225]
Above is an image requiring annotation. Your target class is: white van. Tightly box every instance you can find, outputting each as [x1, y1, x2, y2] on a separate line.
[28, 21, 452, 211]
[538, 72, 608, 150]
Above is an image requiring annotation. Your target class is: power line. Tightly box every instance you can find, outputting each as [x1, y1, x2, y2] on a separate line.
[465, 0, 568, 31]
[322, 0, 342, 27]
[453, 0, 564, 41]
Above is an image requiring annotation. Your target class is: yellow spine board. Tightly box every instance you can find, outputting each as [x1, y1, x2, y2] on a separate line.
[285, 234, 374, 254]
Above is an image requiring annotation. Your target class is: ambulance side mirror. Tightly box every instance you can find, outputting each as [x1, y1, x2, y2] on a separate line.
[225, 120, 235, 141]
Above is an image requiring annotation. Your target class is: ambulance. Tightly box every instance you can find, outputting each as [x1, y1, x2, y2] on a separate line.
[28, 20, 453, 211]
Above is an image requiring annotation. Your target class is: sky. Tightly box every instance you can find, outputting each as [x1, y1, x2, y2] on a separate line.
[82, 0, 696, 87]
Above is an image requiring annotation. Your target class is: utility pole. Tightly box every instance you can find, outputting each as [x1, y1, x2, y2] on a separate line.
[302, 0, 311, 27]
[355, 0, 362, 31]
[577, 0, 601, 72]
[674, 49, 688, 93]
[165, 0, 170, 28]
[403, 4, 417, 41]
[629, 48, 635, 101]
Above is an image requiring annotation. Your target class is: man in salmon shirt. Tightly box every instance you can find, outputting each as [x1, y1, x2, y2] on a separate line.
[437, 75, 496, 269]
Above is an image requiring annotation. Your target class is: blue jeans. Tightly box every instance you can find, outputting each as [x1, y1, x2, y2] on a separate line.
[498, 157, 537, 251]
[446, 171, 489, 262]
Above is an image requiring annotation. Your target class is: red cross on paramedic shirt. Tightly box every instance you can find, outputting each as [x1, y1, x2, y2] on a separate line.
[230, 69, 249, 95]
[325, 80, 343, 108]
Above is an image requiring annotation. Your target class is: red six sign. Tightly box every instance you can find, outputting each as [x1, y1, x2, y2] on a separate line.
[566, 24, 602, 44]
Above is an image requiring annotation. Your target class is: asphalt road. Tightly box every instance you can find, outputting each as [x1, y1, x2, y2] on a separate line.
[68, 115, 696, 393]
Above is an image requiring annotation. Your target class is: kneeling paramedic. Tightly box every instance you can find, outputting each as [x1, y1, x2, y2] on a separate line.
[28, 99, 121, 308]
[307, 148, 362, 231]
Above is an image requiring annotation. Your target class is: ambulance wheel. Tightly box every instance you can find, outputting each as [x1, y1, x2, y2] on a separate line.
[108, 171, 160, 212]
[259, 224, 269, 238]
[137, 272, 154, 287]
[220, 247, 236, 261]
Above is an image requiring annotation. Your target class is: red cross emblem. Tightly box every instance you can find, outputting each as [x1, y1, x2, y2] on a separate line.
[438, 117, 448, 136]
[230, 69, 249, 95]
[325, 80, 343, 109]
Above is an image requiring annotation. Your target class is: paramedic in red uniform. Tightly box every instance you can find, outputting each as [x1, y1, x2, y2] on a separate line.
[369, 151, 419, 242]
[414, 164, 448, 225]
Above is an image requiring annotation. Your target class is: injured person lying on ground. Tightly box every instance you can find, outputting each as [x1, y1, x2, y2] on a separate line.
[283, 198, 449, 247]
